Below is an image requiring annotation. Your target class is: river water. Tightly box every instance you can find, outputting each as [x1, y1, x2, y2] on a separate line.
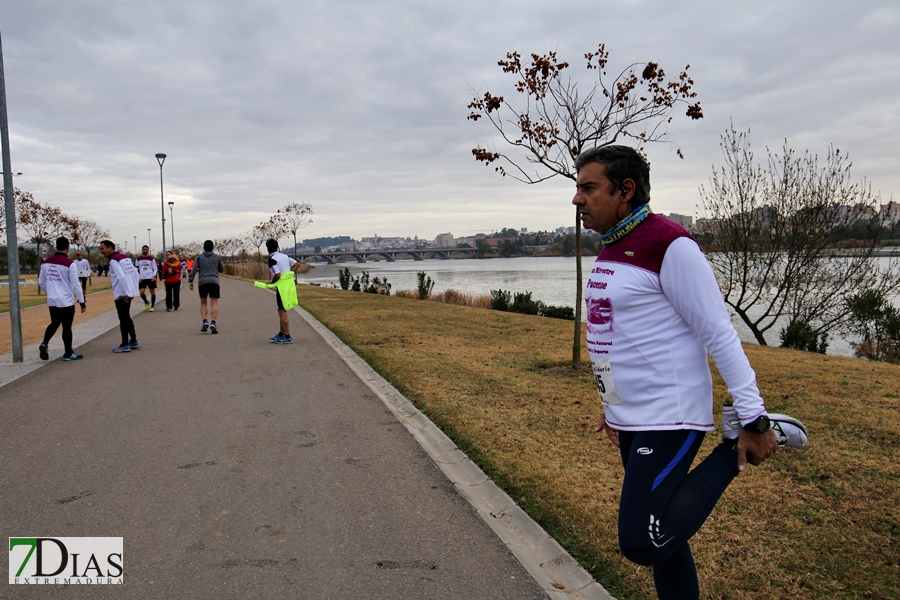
[297, 255, 868, 357]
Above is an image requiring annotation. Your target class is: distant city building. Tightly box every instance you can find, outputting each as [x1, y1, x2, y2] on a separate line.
[434, 232, 455, 248]
[881, 201, 900, 226]
[665, 213, 693, 230]
[694, 218, 720, 235]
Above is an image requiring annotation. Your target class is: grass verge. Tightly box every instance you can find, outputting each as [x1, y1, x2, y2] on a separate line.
[294, 284, 900, 600]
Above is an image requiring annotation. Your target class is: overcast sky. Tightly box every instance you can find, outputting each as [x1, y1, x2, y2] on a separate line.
[2, 0, 898, 250]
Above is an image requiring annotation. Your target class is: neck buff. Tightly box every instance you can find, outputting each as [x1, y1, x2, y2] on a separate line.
[598, 204, 652, 247]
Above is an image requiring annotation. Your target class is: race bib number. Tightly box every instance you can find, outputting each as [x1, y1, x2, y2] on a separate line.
[591, 357, 622, 406]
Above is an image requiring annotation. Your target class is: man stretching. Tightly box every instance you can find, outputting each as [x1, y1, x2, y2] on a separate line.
[135, 245, 158, 311]
[574, 145, 808, 599]
[189, 240, 224, 334]
[38, 237, 86, 361]
[99, 240, 140, 353]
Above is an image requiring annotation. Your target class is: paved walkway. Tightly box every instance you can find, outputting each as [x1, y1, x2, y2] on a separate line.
[0, 278, 612, 599]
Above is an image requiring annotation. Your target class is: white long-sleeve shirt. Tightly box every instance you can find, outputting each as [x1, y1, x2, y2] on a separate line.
[38, 253, 85, 307]
[585, 214, 766, 432]
[74, 258, 91, 278]
[135, 255, 158, 280]
[108, 252, 140, 299]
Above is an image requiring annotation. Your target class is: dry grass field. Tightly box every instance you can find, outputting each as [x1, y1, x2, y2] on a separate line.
[295, 283, 900, 600]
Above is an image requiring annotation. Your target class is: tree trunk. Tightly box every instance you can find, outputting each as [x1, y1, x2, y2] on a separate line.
[572, 206, 583, 368]
[732, 305, 768, 346]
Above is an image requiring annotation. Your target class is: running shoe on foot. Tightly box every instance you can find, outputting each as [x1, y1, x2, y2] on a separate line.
[63, 352, 83, 361]
[722, 405, 808, 448]
[278, 335, 293, 344]
[39, 343, 49, 361]
[721, 405, 742, 440]
[129, 340, 141, 350]
[143, 303, 150, 311]
[113, 344, 131, 353]
[769, 414, 809, 448]
[269, 333, 285, 343]
[210, 323, 218, 334]
[201, 322, 209, 332]
[149, 306, 155, 312]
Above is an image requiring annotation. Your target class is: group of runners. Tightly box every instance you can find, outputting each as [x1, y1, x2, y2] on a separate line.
[36, 237, 298, 358]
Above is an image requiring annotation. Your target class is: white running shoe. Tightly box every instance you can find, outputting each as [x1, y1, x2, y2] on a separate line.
[769, 414, 809, 448]
[721, 405, 809, 448]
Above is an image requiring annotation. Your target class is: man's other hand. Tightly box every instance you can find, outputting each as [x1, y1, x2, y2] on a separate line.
[595, 410, 620, 448]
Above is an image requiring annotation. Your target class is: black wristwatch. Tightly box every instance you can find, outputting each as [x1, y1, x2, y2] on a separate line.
[743, 415, 771, 434]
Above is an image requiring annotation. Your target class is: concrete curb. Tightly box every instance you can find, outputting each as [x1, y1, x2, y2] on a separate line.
[292, 302, 616, 600]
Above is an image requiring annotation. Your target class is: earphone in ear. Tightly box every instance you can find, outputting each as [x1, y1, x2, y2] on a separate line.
[620, 185, 628, 195]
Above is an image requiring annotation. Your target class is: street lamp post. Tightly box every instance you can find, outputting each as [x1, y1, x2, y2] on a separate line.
[1, 29, 23, 362]
[168, 201, 175, 249]
[134, 235, 137, 253]
[147, 229, 151, 253]
[155, 153, 167, 255]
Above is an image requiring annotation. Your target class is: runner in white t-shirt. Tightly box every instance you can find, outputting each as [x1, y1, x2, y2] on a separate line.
[265, 238, 297, 344]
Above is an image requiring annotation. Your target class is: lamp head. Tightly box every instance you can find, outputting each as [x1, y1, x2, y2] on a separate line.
[155, 153, 166, 167]
[168, 201, 174, 209]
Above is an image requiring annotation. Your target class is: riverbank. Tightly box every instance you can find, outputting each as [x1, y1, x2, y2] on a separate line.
[295, 283, 900, 600]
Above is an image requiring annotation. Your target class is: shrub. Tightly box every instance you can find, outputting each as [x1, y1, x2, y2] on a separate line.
[417, 271, 434, 300]
[847, 290, 900, 363]
[490, 289, 511, 311]
[339, 267, 352, 290]
[779, 319, 828, 354]
[365, 276, 391, 295]
[510, 291, 541, 315]
[540, 305, 575, 320]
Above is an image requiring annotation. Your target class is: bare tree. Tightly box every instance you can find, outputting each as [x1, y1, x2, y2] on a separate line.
[17, 196, 63, 260]
[0, 188, 36, 241]
[76, 219, 110, 263]
[468, 44, 702, 366]
[265, 212, 289, 252]
[278, 202, 314, 255]
[247, 223, 269, 265]
[699, 124, 900, 346]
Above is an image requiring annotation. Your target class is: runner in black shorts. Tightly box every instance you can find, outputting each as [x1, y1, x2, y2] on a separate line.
[135, 245, 159, 311]
[199, 283, 220, 299]
[188, 240, 224, 334]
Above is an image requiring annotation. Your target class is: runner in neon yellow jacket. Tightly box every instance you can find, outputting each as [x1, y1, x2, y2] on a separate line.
[257, 239, 298, 343]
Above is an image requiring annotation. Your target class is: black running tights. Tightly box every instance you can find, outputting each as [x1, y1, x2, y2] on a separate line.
[617, 430, 739, 600]
[115, 298, 136, 346]
[44, 305, 76, 354]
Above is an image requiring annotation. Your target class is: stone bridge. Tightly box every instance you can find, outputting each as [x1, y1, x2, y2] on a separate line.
[293, 248, 478, 264]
